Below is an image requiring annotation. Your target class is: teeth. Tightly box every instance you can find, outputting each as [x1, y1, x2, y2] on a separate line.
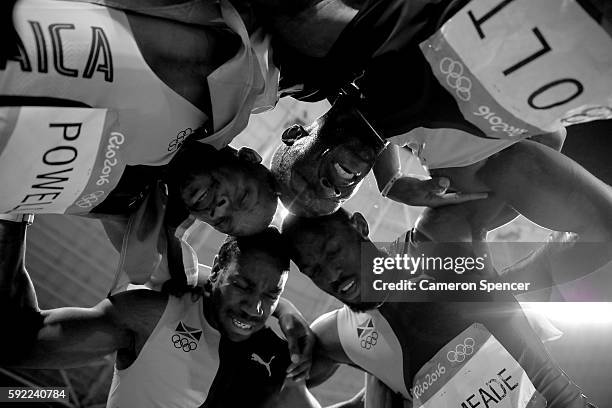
[334, 163, 354, 180]
[232, 318, 252, 330]
[340, 279, 355, 293]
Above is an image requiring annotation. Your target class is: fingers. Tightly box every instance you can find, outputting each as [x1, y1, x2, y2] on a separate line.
[286, 327, 300, 365]
[285, 332, 314, 379]
[431, 192, 489, 206]
[286, 359, 311, 382]
[282, 319, 314, 381]
[414, 176, 450, 195]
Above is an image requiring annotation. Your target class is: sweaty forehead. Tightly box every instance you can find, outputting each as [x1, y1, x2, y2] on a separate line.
[233, 258, 286, 293]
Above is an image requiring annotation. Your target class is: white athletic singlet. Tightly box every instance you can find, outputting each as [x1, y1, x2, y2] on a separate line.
[0, 0, 278, 214]
[107, 291, 289, 408]
[107, 293, 219, 408]
[316, 234, 585, 408]
[388, 127, 517, 169]
[3, 0, 207, 166]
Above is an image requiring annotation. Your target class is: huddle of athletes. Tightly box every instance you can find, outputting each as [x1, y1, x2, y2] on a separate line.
[1, 0, 611, 407]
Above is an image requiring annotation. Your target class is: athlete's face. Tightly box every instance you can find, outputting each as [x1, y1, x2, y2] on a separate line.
[284, 212, 371, 306]
[177, 156, 277, 236]
[211, 250, 287, 342]
[271, 98, 385, 216]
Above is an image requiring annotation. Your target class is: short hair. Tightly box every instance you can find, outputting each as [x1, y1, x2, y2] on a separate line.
[281, 209, 352, 259]
[216, 227, 290, 273]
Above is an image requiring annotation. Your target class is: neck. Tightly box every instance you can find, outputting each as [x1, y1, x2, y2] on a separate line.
[254, 0, 359, 57]
[202, 291, 220, 332]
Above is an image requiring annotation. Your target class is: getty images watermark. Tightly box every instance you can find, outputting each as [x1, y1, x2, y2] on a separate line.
[371, 252, 531, 294]
[359, 241, 611, 302]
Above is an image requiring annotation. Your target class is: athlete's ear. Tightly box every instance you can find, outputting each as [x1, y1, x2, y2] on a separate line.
[210, 255, 221, 283]
[349, 212, 369, 238]
[237, 147, 262, 164]
[281, 124, 308, 146]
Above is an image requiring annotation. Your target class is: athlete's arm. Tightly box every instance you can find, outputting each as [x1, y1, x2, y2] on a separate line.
[0, 289, 167, 369]
[0, 218, 38, 311]
[267, 378, 365, 408]
[528, 127, 566, 152]
[306, 310, 353, 388]
[498, 231, 603, 293]
[266, 381, 322, 408]
[0, 218, 46, 360]
[326, 387, 365, 408]
[274, 297, 315, 381]
[100, 216, 130, 254]
[436, 140, 612, 285]
[373, 144, 487, 207]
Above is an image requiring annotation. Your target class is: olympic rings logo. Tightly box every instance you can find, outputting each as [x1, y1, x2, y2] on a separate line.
[360, 331, 379, 350]
[75, 190, 105, 208]
[171, 334, 198, 352]
[168, 128, 194, 152]
[440, 57, 472, 102]
[446, 337, 475, 363]
[562, 106, 612, 125]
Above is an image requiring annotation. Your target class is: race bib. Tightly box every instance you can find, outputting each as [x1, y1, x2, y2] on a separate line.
[0, 107, 126, 214]
[420, 0, 612, 138]
[411, 324, 546, 408]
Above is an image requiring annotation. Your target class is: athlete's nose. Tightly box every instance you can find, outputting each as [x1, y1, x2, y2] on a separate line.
[320, 177, 341, 197]
[243, 298, 264, 318]
[211, 195, 229, 219]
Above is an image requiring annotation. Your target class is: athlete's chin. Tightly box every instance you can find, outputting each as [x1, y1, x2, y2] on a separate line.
[346, 301, 378, 313]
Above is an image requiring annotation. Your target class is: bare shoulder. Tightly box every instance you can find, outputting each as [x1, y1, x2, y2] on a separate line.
[311, 309, 339, 342]
[311, 309, 347, 361]
[104, 289, 169, 336]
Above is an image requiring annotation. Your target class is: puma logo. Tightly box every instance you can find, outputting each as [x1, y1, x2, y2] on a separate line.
[250, 353, 275, 377]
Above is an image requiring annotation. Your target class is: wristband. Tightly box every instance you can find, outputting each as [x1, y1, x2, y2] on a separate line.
[0, 213, 34, 225]
[381, 170, 403, 197]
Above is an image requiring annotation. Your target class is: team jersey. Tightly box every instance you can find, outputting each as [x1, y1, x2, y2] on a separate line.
[279, 0, 612, 140]
[107, 291, 289, 408]
[0, 0, 278, 215]
[317, 234, 596, 408]
[388, 127, 516, 169]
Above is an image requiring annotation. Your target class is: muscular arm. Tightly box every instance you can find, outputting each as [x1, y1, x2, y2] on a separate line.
[266, 381, 322, 408]
[429, 140, 612, 283]
[306, 311, 352, 388]
[0, 220, 37, 310]
[0, 220, 166, 368]
[415, 203, 610, 295]
[1, 289, 167, 369]
[267, 381, 364, 408]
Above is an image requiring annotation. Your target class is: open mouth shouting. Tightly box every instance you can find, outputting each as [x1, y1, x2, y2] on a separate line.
[333, 162, 362, 185]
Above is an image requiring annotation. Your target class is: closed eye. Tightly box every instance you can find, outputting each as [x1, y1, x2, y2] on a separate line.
[231, 279, 250, 291]
[240, 190, 249, 207]
[266, 292, 281, 301]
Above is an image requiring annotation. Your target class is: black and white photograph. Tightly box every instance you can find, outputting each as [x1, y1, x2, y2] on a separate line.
[1, 0, 611, 407]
